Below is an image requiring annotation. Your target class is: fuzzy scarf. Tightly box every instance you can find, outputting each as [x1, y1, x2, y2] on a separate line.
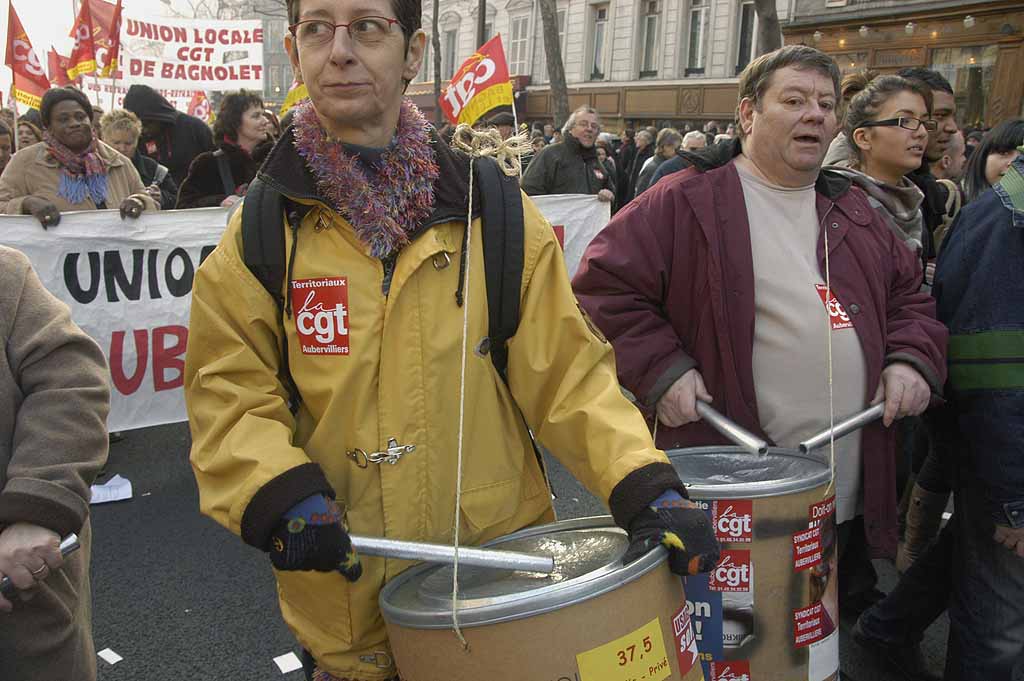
[292, 99, 439, 258]
[826, 165, 925, 253]
[43, 130, 108, 206]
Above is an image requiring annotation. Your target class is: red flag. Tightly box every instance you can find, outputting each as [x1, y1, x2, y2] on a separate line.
[187, 91, 211, 123]
[438, 35, 513, 126]
[5, 3, 51, 109]
[48, 48, 72, 87]
[67, 0, 98, 80]
[90, 0, 122, 78]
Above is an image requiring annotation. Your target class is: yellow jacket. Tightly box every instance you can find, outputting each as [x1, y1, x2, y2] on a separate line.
[185, 134, 671, 679]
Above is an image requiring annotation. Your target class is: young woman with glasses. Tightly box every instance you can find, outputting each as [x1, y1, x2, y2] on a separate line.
[826, 74, 936, 256]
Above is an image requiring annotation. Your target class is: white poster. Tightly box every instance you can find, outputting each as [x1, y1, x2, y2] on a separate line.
[81, 78, 198, 114]
[122, 17, 264, 90]
[530, 194, 612, 279]
[1, 197, 607, 431]
[0, 209, 229, 432]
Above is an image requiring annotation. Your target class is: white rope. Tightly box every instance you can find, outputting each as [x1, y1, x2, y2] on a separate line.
[449, 123, 535, 649]
[823, 214, 837, 499]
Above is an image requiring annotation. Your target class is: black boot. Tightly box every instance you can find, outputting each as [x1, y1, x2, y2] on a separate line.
[852, 617, 942, 681]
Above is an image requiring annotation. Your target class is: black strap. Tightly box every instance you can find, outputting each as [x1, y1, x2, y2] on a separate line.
[213, 149, 235, 197]
[476, 158, 525, 383]
[241, 177, 308, 413]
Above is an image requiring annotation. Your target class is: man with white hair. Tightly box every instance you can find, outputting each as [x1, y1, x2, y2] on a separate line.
[521, 105, 615, 201]
[683, 130, 708, 152]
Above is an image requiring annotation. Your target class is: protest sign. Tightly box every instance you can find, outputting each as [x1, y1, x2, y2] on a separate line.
[123, 17, 263, 90]
[530, 194, 611, 279]
[0, 209, 228, 432]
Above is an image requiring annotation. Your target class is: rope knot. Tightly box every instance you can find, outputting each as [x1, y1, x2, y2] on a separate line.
[452, 123, 533, 178]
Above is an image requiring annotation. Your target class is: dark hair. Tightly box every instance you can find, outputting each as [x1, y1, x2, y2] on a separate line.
[213, 90, 265, 142]
[736, 45, 841, 138]
[286, 0, 420, 42]
[896, 68, 954, 96]
[40, 87, 93, 128]
[844, 75, 932, 164]
[962, 118, 1024, 204]
[0, 120, 11, 143]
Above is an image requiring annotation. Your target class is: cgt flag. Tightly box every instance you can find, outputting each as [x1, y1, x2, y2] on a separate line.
[187, 91, 212, 122]
[67, 0, 98, 80]
[5, 3, 51, 109]
[95, 0, 123, 77]
[48, 48, 73, 87]
[439, 35, 513, 126]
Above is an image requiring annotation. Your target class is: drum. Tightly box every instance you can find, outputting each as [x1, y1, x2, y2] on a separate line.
[668, 447, 838, 681]
[380, 516, 706, 681]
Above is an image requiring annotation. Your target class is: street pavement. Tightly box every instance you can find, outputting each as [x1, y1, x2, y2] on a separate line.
[88, 422, 948, 679]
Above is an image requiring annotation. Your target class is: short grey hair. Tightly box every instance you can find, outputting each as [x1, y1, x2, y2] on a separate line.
[635, 129, 654, 145]
[682, 130, 707, 147]
[562, 106, 599, 136]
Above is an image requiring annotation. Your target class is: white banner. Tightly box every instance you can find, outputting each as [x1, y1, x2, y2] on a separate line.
[123, 17, 264, 90]
[530, 194, 611, 279]
[0, 209, 228, 432]
[81, 78, 198, 114]
[1, 197, 608, 431]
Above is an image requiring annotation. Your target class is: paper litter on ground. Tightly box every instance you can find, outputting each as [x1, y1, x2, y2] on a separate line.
[90, 475, 133, 504]
[273, 652, 303, 674]
[97, 648, 123, 665]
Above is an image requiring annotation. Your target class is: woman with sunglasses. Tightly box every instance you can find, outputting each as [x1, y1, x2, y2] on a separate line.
[826, 75, 935, 257]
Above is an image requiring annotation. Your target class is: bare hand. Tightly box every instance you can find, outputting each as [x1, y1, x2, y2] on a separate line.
[0, 523, 62, 612]
[871, 362, 931, 427]
[22, 196, 61, 229]
[597, 189, 615, 203]
[146, 184, 163, 205]
[220, 195, 242, 208]
[119, 196, 146, 220]
[656, 369, 712, 428]
[994, 525, 1024, 559]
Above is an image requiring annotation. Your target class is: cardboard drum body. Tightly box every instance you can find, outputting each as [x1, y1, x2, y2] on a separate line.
[668, 447, 838, 681]
[380, 517, 705, 681]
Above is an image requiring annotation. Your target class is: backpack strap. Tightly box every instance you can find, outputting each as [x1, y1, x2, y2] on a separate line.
[475, 157, 525, 384]
[241, 177, 311, 413]
[213, 149, 235, 197]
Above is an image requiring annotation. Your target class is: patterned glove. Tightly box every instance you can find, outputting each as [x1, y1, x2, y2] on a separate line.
[269, 494, 362, 581]
[623, 489, 721, 576]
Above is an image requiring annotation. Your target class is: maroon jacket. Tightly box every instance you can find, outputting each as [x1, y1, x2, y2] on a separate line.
[573, 142, 948, 557]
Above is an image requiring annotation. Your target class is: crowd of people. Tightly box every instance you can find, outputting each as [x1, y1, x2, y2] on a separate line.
[0, 1, 1020, 679]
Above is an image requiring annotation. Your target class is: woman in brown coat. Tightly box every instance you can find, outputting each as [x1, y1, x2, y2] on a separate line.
[0, 245, 110, 681]
[0, 87, 157, 227]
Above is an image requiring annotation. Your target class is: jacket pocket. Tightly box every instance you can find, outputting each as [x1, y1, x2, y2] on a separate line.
[275, 569, 352, 646]
[459, 478, 521, 536]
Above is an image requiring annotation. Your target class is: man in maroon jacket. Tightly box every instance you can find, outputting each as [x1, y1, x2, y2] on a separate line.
[574, 46, 947, 623]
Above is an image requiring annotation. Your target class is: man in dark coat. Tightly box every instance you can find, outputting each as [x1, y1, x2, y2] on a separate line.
[123, 85, 215, 186]
[520, 106, 614, 201]
[574, 45, 947, 625]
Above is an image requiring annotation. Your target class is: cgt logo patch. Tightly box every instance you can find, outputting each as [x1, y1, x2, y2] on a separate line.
[708, 661, 751, 681]
[713, 500, 753, 543]
[291, 277, 350, 355]
[709, 550, 752, 593]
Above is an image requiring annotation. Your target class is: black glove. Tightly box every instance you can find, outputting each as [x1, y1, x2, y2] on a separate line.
[623, 489, 721, 576]
[269, 494, 362, 581]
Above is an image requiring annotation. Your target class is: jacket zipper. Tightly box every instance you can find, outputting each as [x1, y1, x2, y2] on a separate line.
[380, 253, 397, 297]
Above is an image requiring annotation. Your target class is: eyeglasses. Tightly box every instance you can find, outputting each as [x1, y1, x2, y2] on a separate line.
[856, 117, 938, 132]
[289, 16, 401, 48]
[575, 121, 601, 131]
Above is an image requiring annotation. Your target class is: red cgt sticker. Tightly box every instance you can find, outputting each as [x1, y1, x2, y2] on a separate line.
[291, 277, 350, 355]
[815, 284, 853, 330]
[713, 500, 753, 543]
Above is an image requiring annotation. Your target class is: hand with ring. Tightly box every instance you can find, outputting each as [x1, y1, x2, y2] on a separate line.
[0, 523, 63, 612]
[22, 196, 62, 230]
[119, 195, 147, 220]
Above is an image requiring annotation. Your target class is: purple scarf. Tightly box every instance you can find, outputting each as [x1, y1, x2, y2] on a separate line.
[43, 130, 108, 206]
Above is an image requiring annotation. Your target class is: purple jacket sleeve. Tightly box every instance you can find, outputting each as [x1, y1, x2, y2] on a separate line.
[572, 190, 698, 409]
[881, 221, 948, 393]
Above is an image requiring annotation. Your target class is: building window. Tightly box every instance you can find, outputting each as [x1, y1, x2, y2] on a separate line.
[442, 28, 459, 80]
[417, 39, 432, 82]
[485, 22, 493, 41]
[538, 8, 567, 83]
[639, 0, 661, 78]
[832, 51, 868, 76]
[931, 45, 999, 128]
[735, 1, 756, 74]
[269, 65, 282, 93]
[590, 5, 609, 80]
[686, 0, 708, 75]
[509, 14, 529, 75]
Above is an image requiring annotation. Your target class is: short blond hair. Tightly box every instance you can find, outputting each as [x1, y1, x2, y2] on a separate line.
[100, 109, 142, 142]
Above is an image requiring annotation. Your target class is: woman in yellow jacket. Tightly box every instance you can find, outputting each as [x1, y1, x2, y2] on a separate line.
[184, 1, 719, 680]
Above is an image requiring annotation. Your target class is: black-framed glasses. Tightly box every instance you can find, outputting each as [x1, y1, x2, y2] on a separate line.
[856, 117, 938, 132]
[289, 16, 401, 47]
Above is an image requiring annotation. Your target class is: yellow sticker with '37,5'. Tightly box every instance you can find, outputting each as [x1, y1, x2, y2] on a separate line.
[576, 617, 672, 681]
